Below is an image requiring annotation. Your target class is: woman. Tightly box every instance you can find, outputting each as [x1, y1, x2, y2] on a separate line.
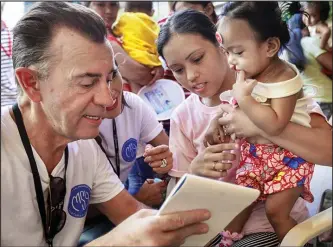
[157, 10, 332, 246]
[171, 1, 218, 24]
[85, 1, 159, 91]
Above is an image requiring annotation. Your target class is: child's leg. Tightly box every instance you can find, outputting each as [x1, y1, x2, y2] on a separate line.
[265, 186, 303, 242]
[225, 203, 255, 234]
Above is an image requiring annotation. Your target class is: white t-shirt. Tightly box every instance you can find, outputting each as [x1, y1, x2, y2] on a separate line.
[1, 106, 124, 246]
[99, 92, 163, 182]
[301, 36, 332, 103]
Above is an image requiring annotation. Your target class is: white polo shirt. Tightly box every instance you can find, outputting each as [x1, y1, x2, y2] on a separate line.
[99, 92, 163, 182]
[1, 106, 124, 246]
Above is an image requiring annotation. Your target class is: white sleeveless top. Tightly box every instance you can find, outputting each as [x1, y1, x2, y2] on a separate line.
[221, 62, 312, 128]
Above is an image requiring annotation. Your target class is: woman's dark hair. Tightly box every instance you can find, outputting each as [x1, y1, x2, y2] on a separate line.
[157, 9, 218, 59]
[220, 2, 301, 48]
[302, 2, 331, 22]
[171, 1, 218, 24]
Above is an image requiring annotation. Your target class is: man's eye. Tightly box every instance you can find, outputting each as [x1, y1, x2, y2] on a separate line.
[82, 78, 98, 88]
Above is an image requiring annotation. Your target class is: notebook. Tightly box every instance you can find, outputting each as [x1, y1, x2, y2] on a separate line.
[158, 174, 260, 246]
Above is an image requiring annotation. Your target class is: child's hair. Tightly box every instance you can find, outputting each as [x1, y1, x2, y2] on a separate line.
[219, 2, 300, 50]
[157, 9, 218, 59]
[301, 2, 331, 22]
[170, 1, 218, 23]
[125, 2, 153, 15]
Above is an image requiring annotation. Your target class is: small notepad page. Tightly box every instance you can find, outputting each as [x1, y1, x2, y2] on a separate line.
[158, 174, 260, 246]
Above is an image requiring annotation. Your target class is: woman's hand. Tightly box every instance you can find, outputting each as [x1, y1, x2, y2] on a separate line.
[189, 143, 239, 179]
[218, 104, 261, 139]
[143, 144, 173, 174]
[134, 179, 167, 207]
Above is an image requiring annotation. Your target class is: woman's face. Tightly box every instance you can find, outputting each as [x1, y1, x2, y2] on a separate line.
[163, 33, 230, 98]
[89, 1, 119, 28]
[174, 2, 214, 23]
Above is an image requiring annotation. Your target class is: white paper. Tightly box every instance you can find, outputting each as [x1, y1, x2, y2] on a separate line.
[158, 174, 260, 246]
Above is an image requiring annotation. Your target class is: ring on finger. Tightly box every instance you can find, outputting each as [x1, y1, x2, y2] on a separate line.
[160, 158, 167, 168]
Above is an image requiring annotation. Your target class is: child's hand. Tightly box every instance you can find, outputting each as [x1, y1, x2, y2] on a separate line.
[232, 70, 257, 103]
[147, 66, 164, 86]
[204, 113, 227, 147]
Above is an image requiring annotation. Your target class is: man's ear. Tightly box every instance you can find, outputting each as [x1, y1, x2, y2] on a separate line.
[266, 37, 281, 57]
[15, 67, 42, 102]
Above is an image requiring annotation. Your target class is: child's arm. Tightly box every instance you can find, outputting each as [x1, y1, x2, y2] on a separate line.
[238, 94, 298, 136]
[233, 71, 297, 136]
[316, 23, 331, 50]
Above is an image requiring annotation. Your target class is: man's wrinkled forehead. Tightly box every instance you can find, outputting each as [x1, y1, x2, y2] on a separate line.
[49, 26, 113, 67]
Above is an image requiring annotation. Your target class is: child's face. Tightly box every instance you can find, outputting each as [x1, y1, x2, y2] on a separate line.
[302, 4, 321, 27]
[218, 17, 270, 79]
[162, 33, 230, 98]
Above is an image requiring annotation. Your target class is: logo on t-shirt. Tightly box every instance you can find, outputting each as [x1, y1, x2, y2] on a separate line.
[68, 184, 91, 218]
[122, 138, 138, 162]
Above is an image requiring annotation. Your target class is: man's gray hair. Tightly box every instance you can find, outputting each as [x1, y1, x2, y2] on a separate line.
[12, 2, 107, 91]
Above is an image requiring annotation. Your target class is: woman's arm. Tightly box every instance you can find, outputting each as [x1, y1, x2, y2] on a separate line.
[219, 104, 332, 166]
[110, 41, 154, 85]
[260, 113, 332, 166]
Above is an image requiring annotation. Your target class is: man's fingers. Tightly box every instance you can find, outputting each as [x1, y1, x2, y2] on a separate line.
[166, 222, 209, 246]
[157, 209, 211, 232]
[136, 208, 158, 218]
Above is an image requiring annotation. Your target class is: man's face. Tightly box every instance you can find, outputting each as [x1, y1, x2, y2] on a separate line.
[38, 26, 122, 140]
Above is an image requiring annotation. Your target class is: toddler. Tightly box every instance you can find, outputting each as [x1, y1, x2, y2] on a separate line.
[205, 2, 315, 246]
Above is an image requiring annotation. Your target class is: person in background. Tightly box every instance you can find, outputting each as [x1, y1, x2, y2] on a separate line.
[171, 1, 218, 24]
[85, 1, 158, 92]
[300, 3, 332, 119]
[302, 1, 332, 51]
[1, 2, 17, 107]
[113, 1, 164, 94]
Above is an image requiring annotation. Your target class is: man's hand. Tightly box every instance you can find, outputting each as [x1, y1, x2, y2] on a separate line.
[86, 208, 211, 247]
[134, 179, 167, 207]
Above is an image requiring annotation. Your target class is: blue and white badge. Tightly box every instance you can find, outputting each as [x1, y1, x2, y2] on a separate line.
[122, 138, 138, 162]
[68, 184, 91, 218]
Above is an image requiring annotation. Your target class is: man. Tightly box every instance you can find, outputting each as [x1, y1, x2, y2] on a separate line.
[1, 2, 210, 246]
[1, 2, 18, 106]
